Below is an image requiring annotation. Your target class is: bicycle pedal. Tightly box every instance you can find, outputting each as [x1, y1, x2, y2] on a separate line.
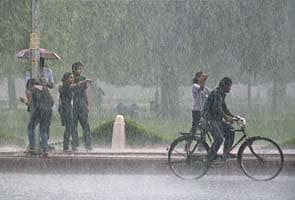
[209, 161, 224, 168]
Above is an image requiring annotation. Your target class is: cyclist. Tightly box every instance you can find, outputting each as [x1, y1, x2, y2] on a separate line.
[200, 77, 238, 161]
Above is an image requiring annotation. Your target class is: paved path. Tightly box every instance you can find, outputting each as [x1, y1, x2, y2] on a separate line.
[0, 147, 294, 175]
[1, 174, 295, 200]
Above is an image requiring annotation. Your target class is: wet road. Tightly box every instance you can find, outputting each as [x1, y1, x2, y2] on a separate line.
[0, 174, 294, 200]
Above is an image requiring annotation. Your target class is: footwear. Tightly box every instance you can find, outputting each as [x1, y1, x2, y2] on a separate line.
[72, 146, 78, 151]
[63, 149, 72, 153]
[25, 149, 37, 155]
[223, 153, 236, 159]
[85, 146, 93, 151]
[42, 152, 48, 158]
[204, 154, 217, 163]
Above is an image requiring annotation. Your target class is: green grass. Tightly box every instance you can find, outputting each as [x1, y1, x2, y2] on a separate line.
[0, 107, 294, 148]
[245, 112, 295, 144]
[92, 119, 169, 147]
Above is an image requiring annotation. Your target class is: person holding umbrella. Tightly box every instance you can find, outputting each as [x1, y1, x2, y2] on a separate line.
[25, 57, 54, 88]
[16, 47, 61, 88]
[17, 48, 60, 152]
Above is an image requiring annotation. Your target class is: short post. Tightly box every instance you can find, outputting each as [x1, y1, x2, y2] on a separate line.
[112, 115, 126, 149]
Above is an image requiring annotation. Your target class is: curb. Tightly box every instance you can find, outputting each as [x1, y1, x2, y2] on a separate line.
[0, 151, 294, 176]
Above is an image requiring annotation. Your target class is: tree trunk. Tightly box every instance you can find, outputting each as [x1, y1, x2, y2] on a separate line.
[7, 75, 17, 110]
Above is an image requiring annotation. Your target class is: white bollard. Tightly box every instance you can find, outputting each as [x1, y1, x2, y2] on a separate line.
[112, 115, 126, 150]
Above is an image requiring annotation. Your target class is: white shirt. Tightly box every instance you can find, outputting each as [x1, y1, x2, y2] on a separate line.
[192, 83, 210, 111]
[25, 67, 54, 85]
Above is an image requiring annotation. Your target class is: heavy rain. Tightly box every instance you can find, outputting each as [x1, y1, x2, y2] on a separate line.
[0, 0, 295, 199]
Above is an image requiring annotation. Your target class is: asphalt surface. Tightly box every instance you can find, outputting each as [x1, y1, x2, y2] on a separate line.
[0, 174, 294, 200]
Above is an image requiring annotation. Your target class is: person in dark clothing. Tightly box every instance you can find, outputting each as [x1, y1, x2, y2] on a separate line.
[59, 72, 92, 151]
[72, 62, 93, 150]
[201, 77, 238, 161]
[21, 79, 54, 157]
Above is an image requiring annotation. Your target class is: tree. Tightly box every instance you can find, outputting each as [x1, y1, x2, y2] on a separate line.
[0, 0, 30, 110]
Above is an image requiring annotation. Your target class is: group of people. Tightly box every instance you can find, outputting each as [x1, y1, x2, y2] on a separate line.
[20, 59, 93, 157]
[20, 57, 237, 160]
[190, 71, 238, 161]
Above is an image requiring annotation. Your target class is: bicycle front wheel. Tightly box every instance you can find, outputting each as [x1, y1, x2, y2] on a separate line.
[168, 136, 209, 180]
[238, 137, 284, 181]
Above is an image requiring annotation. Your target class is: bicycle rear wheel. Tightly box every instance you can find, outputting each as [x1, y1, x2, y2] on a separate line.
[168, 135, 209, 180]
[238, 137, 284, 181]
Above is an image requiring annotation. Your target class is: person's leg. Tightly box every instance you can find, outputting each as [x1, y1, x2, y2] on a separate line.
[222, 121, 235, 155]
[39, 126, 48, 153]
[79, 108, 92, 149]
[27, 111, 39, 150]
[190, 111, 201, 134]
[207, 121, 224, 161]
[63, 125, 70, 151]
[72, 107, 79, 150]
[39, 110, 52, 153]
[27, 125, 35, 150]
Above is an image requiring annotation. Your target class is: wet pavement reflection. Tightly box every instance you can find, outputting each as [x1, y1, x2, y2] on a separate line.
[0, 174, 294, 200]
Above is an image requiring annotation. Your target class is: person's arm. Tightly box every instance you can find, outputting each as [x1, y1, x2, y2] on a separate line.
[19, 89, 32, 106]
[46, 68, 54, 88]
[70, 79, 92, 89]
[46, 82, 54, 88]
[85, 87, 90, 112]
[49, 89, 54, 106]
[26, 89, 33, 106]
[222, 102, 237, 123]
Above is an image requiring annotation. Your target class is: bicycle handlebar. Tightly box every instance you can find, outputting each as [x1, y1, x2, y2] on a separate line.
[233, 115, 246, 128]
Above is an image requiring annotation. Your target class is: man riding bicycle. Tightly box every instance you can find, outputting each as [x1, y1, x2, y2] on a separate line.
[200, 77, 238, 161]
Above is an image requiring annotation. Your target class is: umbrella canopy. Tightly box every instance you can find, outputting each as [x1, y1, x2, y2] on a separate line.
[16, 48, 61, 60]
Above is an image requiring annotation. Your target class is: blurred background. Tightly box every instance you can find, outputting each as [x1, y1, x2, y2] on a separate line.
[0, 0, 294, 148]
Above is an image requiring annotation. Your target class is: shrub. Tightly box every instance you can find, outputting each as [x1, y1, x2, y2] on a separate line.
[91, 119, 167, 147]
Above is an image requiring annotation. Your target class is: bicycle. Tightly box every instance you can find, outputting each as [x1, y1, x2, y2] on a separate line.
[168, 117, 284, 181]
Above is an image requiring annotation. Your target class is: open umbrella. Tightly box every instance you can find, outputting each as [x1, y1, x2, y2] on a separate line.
[16, 48, 61, 60]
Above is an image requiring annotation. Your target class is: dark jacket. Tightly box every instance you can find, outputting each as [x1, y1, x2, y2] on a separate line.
[59, 84, 73, 126]
[202, 87, 231, 122]
[73, 75, 88, 108]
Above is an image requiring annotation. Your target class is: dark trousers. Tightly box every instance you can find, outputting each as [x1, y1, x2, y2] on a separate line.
[207, 120, 234, 160]
[190, 110, 201, 134]
[62, 111, 76, 150]
[73, 105, 91, 148]
[28, 108, 52, 152]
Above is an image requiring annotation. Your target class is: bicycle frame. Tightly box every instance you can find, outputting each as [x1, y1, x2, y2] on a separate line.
[223, 125, 249, 156]
[168, 118, 284, 181]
